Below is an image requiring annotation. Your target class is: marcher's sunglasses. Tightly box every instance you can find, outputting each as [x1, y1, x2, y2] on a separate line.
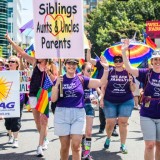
[67, 62, 77, 65]
[5, 64, 9, 68]
[152, 50, 160, 55]
[8, 61, 16, 64]
[114, 59, 123, 63]
[87, 69, 93, 73]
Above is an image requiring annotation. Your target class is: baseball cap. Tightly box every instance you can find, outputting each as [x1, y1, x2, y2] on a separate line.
[65, 59, 79, 64]
[151, 49, 160, 59]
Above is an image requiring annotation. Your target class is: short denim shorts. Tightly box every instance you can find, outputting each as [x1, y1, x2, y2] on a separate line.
[54, 107, 86, 136]
[84, 103, 95, 117]
[103, 99, 134, 118]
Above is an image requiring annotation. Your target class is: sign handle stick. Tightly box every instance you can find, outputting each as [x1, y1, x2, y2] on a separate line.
[59, 59, 63, 97]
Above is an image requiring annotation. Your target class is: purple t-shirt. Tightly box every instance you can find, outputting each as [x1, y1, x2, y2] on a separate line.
[95, 60, 104, 79]
[137, 69, 160, 119]
[84, 88, 95, 104]
[104, 69, 134, 103]
[56, 75, 90, 108]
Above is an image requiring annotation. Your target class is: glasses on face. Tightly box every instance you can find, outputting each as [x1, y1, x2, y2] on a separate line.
[8, 60, 16, 64]
[87, 69, 93, 73]
[152, 50, 160, 55]
[5, 64, 9, 68]
[114, 59, 123, 63]
[67, 62, 77, 66]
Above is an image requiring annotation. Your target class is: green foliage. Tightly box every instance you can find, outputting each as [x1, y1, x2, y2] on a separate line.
[85, 0, 160, 56]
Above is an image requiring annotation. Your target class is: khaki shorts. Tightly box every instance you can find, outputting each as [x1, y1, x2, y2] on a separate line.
[54, 107, 86, 136]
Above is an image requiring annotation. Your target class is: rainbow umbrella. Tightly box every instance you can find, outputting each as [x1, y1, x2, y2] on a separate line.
[102, 41, 154, 67]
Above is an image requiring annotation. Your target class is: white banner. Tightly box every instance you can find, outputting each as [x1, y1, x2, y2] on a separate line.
[19, 70, 32, 93]
[0, 71, 20, 118]
[33, 0, 84, 59]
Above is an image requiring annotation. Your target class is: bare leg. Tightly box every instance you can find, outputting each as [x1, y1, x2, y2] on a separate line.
[144, 141, 155, 160]
[118, 117, 129, 144]
[71, 134, 83, 160]
[155, 141, 160, 160]
[85, 116, 94, 138]
[106, 118, 116, 138]
[32, 109, 41, 132]
[59, 135, 70, 160]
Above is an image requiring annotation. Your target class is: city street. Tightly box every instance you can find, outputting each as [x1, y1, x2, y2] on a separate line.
[0, 109, 144, 160]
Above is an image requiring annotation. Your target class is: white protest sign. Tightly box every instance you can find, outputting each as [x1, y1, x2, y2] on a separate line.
[33, 0, 84, 59]
[19, 70, 32, 93]
[0, 71, 20, 118]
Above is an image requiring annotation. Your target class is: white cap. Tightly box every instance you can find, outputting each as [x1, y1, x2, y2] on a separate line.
[151, 49, 160, 59]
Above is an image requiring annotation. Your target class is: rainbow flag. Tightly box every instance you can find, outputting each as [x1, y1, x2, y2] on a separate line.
[35, 75, 53, 117]
[143, 32, 157, 50]
[25, 44, 35, 57]
[35, 88, 49, 117]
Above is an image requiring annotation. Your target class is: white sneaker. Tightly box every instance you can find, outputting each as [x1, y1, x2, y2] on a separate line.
[42, 139, 49, 150]
[37, 146, 44, 157]
[12, 139, 19, 148]
[8, 136, 14, 144]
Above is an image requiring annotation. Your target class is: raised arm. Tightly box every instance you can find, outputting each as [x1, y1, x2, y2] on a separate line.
[86, 41, 97, 65]
[121, 39, 139, 77]
[4, 34, 36, 65]
[88, 56, 109, 88]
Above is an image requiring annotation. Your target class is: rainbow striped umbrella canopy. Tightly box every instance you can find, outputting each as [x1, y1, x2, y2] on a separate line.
[102, 41, 154, 67]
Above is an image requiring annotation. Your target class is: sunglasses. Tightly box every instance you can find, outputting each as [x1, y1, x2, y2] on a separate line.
[87, 69, 93, 73]
[67, 62, 77, 65]
[5, 64, 9, 68]
[8, 61, 17, 64]
[114, 59, 123, 63]
[152, 50, 160, 55]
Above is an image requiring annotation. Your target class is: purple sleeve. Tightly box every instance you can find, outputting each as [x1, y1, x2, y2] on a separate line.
[136, 69, 149, 84]
[83, 76, 90, 89]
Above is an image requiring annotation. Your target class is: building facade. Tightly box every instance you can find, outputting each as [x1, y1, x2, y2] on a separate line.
[0, 0, 8, 57]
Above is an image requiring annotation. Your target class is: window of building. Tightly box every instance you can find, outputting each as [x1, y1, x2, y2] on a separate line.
[7, 0, 13, 2]
[8, 23, 13, 33]
[8, 8, 13, 17]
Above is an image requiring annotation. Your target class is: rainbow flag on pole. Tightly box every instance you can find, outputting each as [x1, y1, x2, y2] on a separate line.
[35, 75, 53, 117]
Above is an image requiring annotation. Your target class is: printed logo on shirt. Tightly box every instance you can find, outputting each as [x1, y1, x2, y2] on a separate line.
[153, 87, 160, 97]
[65, 90, 77, 97]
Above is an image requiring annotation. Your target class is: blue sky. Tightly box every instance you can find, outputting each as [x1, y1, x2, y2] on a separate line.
[21, 0, 33, 24]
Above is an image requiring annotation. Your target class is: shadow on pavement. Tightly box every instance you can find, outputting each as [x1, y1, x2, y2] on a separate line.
[68, 150, 122, 160]
[0, 152, 46, 160]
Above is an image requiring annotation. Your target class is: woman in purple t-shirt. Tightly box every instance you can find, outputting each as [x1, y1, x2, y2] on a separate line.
[52, 58, 108, 160]
[101, 54, 135, 154]
[122, 39, 160, 160]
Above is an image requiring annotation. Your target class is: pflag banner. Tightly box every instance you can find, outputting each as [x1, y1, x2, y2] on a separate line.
[0, 71, 20, 118]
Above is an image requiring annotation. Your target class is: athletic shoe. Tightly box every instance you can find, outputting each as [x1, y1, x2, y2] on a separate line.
[112, 129, 119, 137]
[104, 138, 110, 149]
[8, 136, 14, 144]
[37, 146, 44, 157]
[120, 144, 128, 154]
[84, 155, 94, 160]
[42, 138, 49, 150]
[98, 129, 104, 134]
[12, 139, 19, 148]
[82, 150, 90, 159]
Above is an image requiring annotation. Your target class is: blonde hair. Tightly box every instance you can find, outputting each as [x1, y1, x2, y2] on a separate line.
[9, 55, 20, 70]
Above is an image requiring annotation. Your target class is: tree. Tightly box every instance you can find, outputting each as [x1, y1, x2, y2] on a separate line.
[85, 0, 160, 56]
